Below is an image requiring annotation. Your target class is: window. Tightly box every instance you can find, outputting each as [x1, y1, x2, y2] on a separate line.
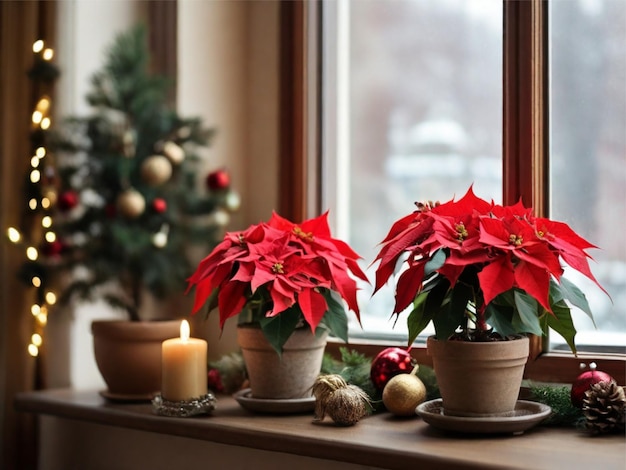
[279, 0, 626, 383]
[548, 0, 626, 354]
[322, 0, 504, 344]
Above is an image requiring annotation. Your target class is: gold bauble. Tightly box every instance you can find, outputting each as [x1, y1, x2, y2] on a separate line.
[382, 373, 427, 417]
[141, 155, 172, 186]
[116, 189, 145, 219]
[162, 141, 185, 164]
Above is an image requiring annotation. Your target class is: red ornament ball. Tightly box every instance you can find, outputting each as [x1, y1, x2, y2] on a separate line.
[207, 368, 224, 394]
[370, 347, 416, 392]
[104, 203, 117, 218]
[570, 363, 615, 408]
[41, 239, 64, 257]
[206, 169, 230, 190]
[152, 198, 167, 213]
[57, 190, 79, 211]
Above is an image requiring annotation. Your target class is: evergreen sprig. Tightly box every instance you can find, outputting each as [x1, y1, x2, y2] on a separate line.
[530, 384, 585, 427]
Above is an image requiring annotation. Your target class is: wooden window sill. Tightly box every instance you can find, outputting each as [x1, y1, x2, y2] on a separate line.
[15, 388, 626, 470]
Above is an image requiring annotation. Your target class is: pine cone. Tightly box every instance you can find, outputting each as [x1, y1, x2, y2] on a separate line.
[582, 381, 626, 435]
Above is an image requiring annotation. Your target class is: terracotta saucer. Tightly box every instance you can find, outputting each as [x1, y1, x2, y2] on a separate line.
[99, 390, 158, 403]
[416, 399, 551, 435]
[233, 388, 315, 414]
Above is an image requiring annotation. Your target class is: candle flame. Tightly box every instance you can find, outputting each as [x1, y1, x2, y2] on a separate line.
[180, 319, 190, 342]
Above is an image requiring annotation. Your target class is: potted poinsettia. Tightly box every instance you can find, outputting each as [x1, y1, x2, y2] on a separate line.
[187, 211, 367, 399]
[373, 186, 606, 417]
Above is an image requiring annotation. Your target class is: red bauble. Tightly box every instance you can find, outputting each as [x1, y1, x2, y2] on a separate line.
[57, 190, 79, 211]
[571, 364, 615, 408]
[152, 198, 167, 213]
[207, 368, 224, 394]
[105, 203, 117, 218]
[206, 169, 230, 190]
[41, 239, 64, 257]
[370, 347, 416, 392]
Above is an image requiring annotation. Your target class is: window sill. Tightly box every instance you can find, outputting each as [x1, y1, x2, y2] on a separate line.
[15, 388, 626, 470]
[326, 339, 626, 385]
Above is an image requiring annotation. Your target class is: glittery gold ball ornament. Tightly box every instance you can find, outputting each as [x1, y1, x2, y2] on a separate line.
[382, 372, 427, 417]
[141, 155, 172, 186]
[116, 188, 145, 219]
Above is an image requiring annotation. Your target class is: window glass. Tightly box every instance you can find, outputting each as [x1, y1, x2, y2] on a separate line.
[322, 0, 503, 341]
[549, 0, 626, 353]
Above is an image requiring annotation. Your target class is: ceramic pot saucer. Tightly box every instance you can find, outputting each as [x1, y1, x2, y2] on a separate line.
[233, 388, 315, 414]
[416, 399, 551, 435]
[99, 390, 158, 403]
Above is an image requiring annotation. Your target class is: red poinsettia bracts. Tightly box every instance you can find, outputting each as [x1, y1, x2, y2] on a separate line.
[373, 186, 606, 349]
[187, 212, 366, 341]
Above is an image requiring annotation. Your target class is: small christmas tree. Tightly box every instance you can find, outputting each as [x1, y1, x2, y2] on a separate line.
[25, 24, 238, 321]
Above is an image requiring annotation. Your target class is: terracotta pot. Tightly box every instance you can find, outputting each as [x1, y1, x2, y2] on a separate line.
[92, 319, 180, 397]
[427, 335, 529, 417]
[237, 325, 328, 399]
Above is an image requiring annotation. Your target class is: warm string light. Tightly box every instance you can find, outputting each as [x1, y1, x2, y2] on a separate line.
[32, 40, 44, 53]
[17, 39, 58, 357]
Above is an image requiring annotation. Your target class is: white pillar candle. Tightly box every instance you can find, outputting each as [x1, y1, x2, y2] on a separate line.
[161, 320, 208, 402]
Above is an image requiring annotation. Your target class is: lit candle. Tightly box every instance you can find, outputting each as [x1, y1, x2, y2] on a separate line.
[161, 320, 208, 402]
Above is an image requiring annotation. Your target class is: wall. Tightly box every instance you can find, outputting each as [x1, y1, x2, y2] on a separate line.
[177, 0, 279, 360]
[48, 0, 279, 390]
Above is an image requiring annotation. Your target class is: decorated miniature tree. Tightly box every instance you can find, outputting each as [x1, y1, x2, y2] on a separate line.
[20, 24, 238, 321]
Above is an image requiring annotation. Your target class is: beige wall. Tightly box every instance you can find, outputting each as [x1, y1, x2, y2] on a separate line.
[179, 0, 280, 229]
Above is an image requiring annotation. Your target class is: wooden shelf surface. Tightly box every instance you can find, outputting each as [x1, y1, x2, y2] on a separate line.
[15, 388, 626, 470]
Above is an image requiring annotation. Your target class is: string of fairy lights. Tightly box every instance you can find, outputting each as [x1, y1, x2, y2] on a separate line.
[6, 39, 58, 358]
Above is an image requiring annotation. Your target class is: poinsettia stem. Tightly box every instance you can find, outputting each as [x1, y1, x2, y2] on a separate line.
[476, 305, 488, 331]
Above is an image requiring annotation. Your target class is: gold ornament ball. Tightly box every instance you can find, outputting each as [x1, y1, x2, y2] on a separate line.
[141, 155, 172, 186]
[163, 141, 185, 164]
[382, 373, 427, 417]
[116, 189, 145, 219]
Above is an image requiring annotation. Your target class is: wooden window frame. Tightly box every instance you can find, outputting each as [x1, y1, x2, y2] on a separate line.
[279, 0, 625, 384]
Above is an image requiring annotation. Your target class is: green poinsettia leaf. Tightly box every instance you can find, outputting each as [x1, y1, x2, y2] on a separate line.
[497, 288, 516, 306]
[549, 279, 566, 305]
[320, 289, 349, 343]
[450, 280, 473, 318]
[432, 301, 457, 341]
[512, 290, 544, 336]
[558, 277, 596, 327]
[407, 291, 434, 345]
[426, 279, 458, 340]
[433, 280, 471, 339]
[542, 301, 578, 355]
[485, 302, 516, 337]
[258, 306, 302, 356]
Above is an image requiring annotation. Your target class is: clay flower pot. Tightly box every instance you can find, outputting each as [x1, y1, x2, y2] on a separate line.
[237, 325, 328, 399]
[427, 335, 529, 417]
[92, 319, 180, 398]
